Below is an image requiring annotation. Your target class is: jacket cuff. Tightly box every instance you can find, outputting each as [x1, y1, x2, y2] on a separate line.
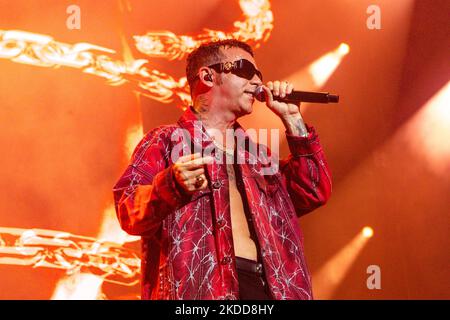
[286, 125, 322, 156]
[153, 166, 188, 209]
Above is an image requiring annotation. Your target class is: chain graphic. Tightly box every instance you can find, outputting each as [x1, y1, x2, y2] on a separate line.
[0, 227, 141, 286]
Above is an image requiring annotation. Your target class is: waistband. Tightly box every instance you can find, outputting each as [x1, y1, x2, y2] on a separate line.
[235, 256, 264, 276]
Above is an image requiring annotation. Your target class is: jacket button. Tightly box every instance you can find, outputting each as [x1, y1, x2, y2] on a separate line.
[217, 219, 225, 228]
[221, 256, 232, 265]
[256, 263, 263, 275]
[212, 181, 222, 189]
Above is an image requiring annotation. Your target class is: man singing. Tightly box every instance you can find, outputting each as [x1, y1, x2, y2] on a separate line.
[113, 39, 332, 300]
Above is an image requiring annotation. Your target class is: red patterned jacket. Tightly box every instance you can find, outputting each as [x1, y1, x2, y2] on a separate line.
[113, 107, 332, 300]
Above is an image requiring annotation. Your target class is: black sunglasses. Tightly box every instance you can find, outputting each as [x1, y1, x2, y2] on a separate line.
[207, 59, 263, 81]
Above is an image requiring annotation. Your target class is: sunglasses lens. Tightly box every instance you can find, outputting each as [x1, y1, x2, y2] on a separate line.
[234, 60, 262, 81]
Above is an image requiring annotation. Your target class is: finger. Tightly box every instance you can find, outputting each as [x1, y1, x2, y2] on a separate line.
[173, 167, 190, 184]
[185, 156, 214, 168]
[272, 80, 280, 96]
[267, 81, 273, 91]
[181, 167, 205, 180]
[286, 82, 294, 95]
[279, 81, 288, 98]
[261, 85, 274, 105]
[177, 152, 202, 163]
[190, 167, 205, 176]
[198, 175, 209, 190]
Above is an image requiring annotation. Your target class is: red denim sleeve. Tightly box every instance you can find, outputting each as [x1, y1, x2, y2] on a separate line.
[112, 127, 188, 236]
[280, 125, 332, 217]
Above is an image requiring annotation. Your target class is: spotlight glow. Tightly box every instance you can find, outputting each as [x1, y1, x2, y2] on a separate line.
[125, 124, 144, 159]
[51, 124, 143, 300]
[313, 228, 372, 299]
[404, 81, 450, 175]
[308, 43, 350, 87]
[51, 273, 104, 300]
[362, 226, 374, 238]
[338, 43, 350, 55]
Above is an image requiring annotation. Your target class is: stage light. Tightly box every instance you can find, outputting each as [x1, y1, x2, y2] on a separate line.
[284, 43, 350, 95]
[52, 273, 104, 300]
[338, 43, 350, 55]
[362, 226, 374, 238]
[308, 43, 350, 87]
[404, 81, 450, 175]
[313, 227, 371, 299]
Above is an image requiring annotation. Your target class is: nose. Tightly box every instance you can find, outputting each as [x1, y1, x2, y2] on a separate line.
[250, 74, 262, 86]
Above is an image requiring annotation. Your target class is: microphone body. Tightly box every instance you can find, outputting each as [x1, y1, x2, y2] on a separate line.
[254, 86, 339, 104]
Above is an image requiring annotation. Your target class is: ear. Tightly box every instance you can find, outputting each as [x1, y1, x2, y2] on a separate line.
[198, 67, 214, 87]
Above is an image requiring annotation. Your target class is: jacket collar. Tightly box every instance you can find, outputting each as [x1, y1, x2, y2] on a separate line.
[177, 107, 275, 176]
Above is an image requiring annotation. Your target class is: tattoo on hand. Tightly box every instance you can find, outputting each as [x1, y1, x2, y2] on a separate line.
[284, 116, 308, 137]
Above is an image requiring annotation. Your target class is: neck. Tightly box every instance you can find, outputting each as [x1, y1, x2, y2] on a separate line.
[193, 98, 236, 133]
[192, 96, 237, 149]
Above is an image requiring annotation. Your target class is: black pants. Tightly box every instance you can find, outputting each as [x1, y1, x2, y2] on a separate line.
[236, 257, 272, 300]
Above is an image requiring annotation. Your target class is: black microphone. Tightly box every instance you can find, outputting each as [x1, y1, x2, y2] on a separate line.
[254, 86, 339, 104]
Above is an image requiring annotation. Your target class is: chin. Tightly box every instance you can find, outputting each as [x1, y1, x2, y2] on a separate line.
[242, 100, 254, 113]
[238, 105, 252, 117]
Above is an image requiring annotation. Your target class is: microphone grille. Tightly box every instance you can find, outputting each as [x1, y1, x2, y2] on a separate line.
[254, 86, 266, 102]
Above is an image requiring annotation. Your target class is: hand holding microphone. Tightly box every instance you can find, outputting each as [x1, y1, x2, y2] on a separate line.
[254, 81, 339, 104]
[254, 81, 338, 137]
